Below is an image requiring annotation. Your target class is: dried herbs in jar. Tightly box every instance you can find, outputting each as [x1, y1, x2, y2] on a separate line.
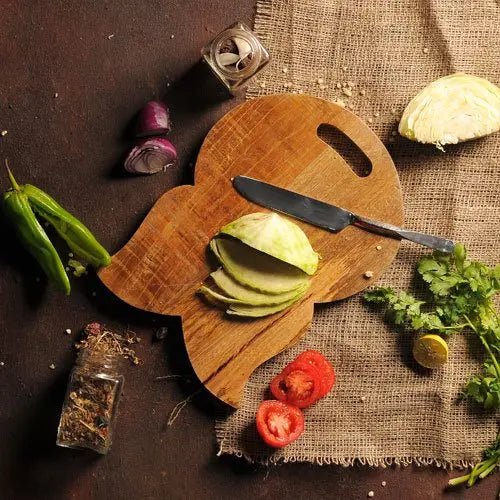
[56, 322, 141, 454]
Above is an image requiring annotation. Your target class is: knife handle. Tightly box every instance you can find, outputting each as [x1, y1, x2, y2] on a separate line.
[353, 215, 455, 253]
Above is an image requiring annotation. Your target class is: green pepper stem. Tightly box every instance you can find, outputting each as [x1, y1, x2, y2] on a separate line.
[4, 159, 21, 191]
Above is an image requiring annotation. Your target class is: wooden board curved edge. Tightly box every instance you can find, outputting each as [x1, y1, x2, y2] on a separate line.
[181, 290, 316, 407]
[98, 184, 207, 314]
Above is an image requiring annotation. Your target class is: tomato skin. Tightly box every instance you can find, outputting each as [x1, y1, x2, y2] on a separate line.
[270, 360, 323, 408]
[293, 350, 336, 397]
[256, 400, 305, 448]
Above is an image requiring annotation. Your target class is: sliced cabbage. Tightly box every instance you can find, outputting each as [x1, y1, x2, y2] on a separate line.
[226, 287, 308, 318]
[218, 212, 319, 275]
[210, 268, 309, 305]
[399, 73, 500, 150]
[198, 285, 246, 305]
[210, 237, 309, 294]
[199, 280, 309, 307]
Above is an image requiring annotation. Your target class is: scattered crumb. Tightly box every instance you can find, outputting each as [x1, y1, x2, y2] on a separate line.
[68, 252, 73, 257]
[391, 130, 398, 136]
[170, 34, 175, 39]
[342, 87, 352, 97]
[319, 84, 327, 90]
[65, 267, 70, 271]
[317, 77, 324, 84]
[359, 89, 366, 96]
[341, 65, 348, 71]
[381, 481, 387, 487]
[368, 492, 374, 498]
[108, 34, 115, 40]
[283, 82, 290, 88]
[0, 362, 4, 367]
[376, 245, 382, 251]
[348, 103, 354, 110]
[335, 99, 346, 108]
[49, 363, 56, 370]
[282, 66, 288, 74]
[1, 130, 7, 137]
[374, 111, 380, 118]
[423, 47, 429, 54]
[367, 117, 373, 124]
[347, 81, 355, 87]
[260, 82, 266, 88]
[364, 271, 374, 279]
[360, 396, 366, 402]
[65, 328, 72, 335]
[54, 92, 59, 98]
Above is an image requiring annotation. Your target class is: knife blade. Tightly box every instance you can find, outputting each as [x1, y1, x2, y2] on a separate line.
[232, 175, 455, 253]
[233, 176, 354, 231]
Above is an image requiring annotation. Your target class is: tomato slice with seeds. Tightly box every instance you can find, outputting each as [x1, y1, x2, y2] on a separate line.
[293, 350, 336, 397]
[270, 360, 323, 408]
[256, 400, 305, 448]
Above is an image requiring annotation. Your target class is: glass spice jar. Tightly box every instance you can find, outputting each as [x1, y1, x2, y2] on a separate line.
[56, 349, 124, 454]
[201, 21, 270, 94]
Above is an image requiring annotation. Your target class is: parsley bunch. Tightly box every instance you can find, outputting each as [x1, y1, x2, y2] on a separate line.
[364, 244, 499, 486]
[364, 243, 500, 409]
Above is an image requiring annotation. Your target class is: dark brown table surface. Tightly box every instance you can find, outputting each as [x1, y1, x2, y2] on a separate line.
[0, 1, 496, 499]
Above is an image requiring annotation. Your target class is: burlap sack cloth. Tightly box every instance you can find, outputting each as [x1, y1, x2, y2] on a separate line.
[215, 0, 499, 466]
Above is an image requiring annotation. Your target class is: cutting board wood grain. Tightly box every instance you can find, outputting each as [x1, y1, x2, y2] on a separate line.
[99, 94, 404, 407]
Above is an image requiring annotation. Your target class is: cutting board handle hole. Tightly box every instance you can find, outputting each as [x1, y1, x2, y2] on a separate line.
[317, 124, 372, 177]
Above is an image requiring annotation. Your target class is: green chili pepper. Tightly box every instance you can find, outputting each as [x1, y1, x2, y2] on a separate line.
[23, 184, 111, 268]
[3, 166, 70, 294]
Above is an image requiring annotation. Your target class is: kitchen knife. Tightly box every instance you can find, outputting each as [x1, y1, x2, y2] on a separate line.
[232, 176, 455, 253]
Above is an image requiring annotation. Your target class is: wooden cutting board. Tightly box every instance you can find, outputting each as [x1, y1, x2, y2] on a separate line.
[99, 94, 404, 407]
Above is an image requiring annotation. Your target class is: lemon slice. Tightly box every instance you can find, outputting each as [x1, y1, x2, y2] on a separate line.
[413, 334, 449, 369]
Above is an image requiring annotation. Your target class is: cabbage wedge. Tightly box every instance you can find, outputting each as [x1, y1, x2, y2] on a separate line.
[210, 237, 309, 294]
[399, 73, 500, 150]
[218, 212, 319, 275]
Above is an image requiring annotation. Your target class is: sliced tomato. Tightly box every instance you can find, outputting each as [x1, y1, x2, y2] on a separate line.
[256, 400, 305, 448]
[293, 350, 336, 397]
[270, 360, 323, 408]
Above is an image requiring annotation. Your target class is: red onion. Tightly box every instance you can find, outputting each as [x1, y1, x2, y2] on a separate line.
[135, 100, 171, 137]
[124, 138, 177, 175]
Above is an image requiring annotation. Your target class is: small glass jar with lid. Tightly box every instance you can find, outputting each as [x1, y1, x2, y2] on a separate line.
[202, 21, 270, 94]
[56, 349, 124, 454]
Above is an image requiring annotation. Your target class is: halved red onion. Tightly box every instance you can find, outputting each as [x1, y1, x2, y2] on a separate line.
[124, 138, 177, 175]
[135, 100, 171, 138]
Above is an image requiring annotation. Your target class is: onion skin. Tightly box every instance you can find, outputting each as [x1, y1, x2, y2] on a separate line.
[124, 138, 177, 175]
[135, 100, 171, 138]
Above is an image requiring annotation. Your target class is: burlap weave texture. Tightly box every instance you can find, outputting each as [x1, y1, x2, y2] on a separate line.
[216, 0, 499, 466]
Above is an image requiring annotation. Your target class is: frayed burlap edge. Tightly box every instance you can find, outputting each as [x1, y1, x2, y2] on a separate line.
[214, 428, 475, 469]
